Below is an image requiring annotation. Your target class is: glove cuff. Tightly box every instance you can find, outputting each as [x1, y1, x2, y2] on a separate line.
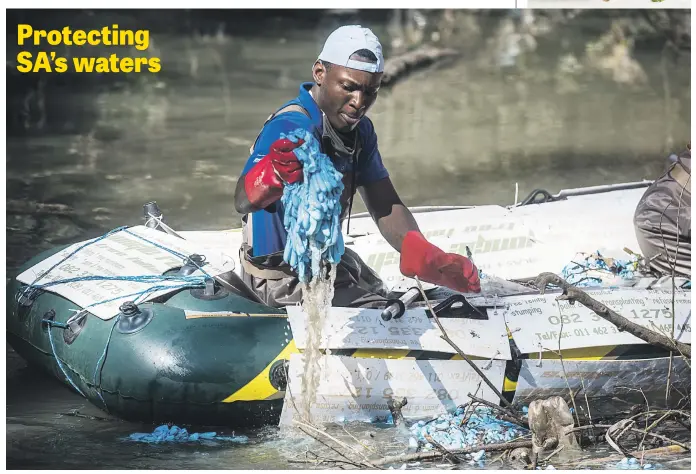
[244, 155, 284, 210]
[400, 231, 441, 278]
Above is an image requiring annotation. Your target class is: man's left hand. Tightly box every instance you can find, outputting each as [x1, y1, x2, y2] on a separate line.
[400, 231, 481, 293]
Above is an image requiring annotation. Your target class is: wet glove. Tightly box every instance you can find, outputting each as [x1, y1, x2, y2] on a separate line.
[244, 137, 305, 209]
[400, 231, 481, 293]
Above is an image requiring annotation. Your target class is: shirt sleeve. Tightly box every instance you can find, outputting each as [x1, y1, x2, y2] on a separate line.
[241, 112, 316, 175]
[356, 117, 390, 187]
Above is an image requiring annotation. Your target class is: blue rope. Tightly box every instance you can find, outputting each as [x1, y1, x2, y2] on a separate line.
[21, 226, 212, 302]
[28, 274, 208, 292]
[123, 228, 214, 280]
[43, 319, 87, 398]
[19, 223, 212, 311]
[82, 282, 205, 310]
[26, 225, 211, 404]
[18, 226, 128, 302]
[92, 316, 120, 409]
[280, 128, 345, 283]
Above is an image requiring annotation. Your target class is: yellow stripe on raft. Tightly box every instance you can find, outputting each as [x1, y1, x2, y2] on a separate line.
[222, 340, 299, 403]
[351, 349, 411, 359]
[540, 346, 615, 361]
[450, 354, 487, 361]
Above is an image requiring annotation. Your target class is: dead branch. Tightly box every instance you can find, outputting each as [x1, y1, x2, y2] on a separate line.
[605, 419, 635, 456]
[628, 409, 691, 422]
[373, 439, 534, 467]
[382, 46, 459, 87]
[413, 276, 517, 412]
[424, 433, 462, 464]
[294, 420, 382, 469]
[459, 381, 483, 426]
[467, 393, 529, 429]
[564, 424, 691, 451]
[638, 410, 687, 450]
[341, 424, 380, 456]
[551, 318, 581, 426]
[557, 444, 688, 468]
[533, 273, 691, 358]
[297, 427, 366, 468]
[288, 455, 365, 469]
[542, 445, 564, 463]
[578, 373, 596, 438]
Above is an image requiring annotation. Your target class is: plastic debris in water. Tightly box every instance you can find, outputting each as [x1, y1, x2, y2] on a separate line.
[408, 406, 529, 455]
[126, 424, 249, 444]
[280, 128, 345, 283]
[561, 251, 640, 287]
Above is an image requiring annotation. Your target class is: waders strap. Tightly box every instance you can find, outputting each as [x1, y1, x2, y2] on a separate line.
[249, 104, 311, 154]
[239, 243, 296, 281]
[670, 161, 691, 193]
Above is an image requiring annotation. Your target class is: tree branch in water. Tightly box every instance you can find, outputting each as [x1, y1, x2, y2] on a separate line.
[532, 273, 691, 358]
[382, 46, 459, 88]
[373, 439, 534, 467]
[565, 424, 691, 451]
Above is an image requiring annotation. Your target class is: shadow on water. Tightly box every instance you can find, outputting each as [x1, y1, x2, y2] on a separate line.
[5, 8, 691, 470]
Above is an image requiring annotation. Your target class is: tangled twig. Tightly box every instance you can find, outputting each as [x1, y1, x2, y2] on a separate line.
[373, 439, 534, 467]
[533, 273, 691, 357]
[565, 424, 691, 452]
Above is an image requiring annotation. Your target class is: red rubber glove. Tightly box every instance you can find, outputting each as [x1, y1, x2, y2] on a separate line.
[400, 231, 481, 293]
[244, 138, 304, 209]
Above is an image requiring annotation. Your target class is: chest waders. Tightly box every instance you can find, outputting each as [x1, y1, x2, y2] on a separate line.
[633, 149, 691, 278]
[239, 105, 389, 309]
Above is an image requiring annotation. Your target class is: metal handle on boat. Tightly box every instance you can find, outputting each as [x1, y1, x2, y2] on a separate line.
[518, 180, 654, 206]
[429, 293, 489, 320]
[141, 201, 266, 305]
[381, 287, 421, 321]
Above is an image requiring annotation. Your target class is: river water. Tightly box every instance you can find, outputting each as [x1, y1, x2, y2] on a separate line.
[5, 10, 691, 469]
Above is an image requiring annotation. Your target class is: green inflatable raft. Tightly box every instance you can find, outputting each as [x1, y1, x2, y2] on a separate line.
[7, 242, 299, 427]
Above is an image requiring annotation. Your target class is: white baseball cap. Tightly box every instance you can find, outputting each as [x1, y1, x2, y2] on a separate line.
[317, 25, 384, 74]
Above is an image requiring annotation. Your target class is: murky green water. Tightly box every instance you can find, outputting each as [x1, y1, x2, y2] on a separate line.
[6, 10, 690, 469]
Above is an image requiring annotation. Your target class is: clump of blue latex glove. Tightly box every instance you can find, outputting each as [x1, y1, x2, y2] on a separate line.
[280, 128, 345, 283]
[561, 251, 640, 287]
[408, 406, 528, 454]
[126, 424, 249, 444]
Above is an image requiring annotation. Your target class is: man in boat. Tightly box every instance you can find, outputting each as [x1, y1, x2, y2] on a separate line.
[233, 25, 480, 308]
[633, 142, 691, 278]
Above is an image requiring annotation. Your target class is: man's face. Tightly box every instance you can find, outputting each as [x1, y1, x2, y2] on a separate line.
[313, 61, 382, 133]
